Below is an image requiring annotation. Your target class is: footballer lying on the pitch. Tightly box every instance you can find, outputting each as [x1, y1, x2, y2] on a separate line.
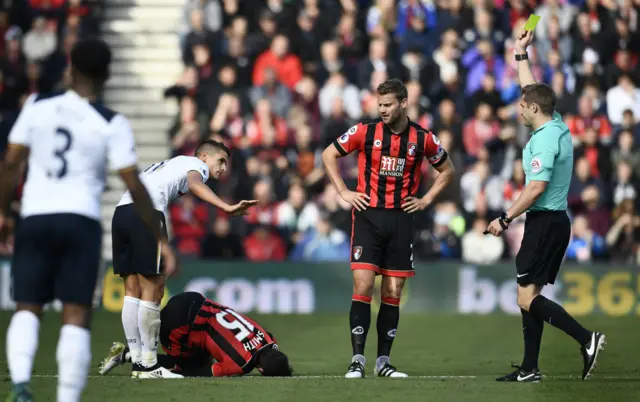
[99, 292, 293, 377]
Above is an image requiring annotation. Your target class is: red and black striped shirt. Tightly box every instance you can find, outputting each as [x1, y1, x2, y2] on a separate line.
[162, 299, 276, 377]
[333, 118, 447, 209]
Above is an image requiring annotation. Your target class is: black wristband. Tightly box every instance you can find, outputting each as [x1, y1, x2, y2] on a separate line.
[515, 53, 528, 61]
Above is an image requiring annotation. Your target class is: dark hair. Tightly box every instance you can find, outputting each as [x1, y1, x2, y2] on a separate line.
[195, 140, 230, 158]
[70, 38, 111, 84]
[258, 346, 293, 377]
[521, 83, 556, 116]
[376, 79, 408, 102]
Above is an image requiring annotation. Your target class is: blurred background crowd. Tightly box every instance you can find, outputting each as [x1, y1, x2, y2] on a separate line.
[1, 0, 639, 265]
[0, 0, 99, 255]
[165, 0, 640, 265]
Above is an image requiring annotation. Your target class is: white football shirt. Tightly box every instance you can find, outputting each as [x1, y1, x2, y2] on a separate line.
[117, 155, 209, 213]
[8, 90, 138, 221]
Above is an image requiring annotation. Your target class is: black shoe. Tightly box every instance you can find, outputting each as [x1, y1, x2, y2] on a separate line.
[496, 365, 542, 382]
[344, 360, 365, 379]
[581, 332, 606, 380]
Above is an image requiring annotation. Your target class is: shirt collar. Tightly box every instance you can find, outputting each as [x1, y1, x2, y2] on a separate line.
[383, 117, 412, 136]
[531, 112, 560, 136]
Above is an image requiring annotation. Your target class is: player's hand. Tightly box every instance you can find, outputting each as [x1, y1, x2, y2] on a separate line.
[515, 29, 534, 53]
[402, 196, 429, 213]
[340, 190, 370, 211]
[0, 212, 11, 243]
[485, 218, 505, 237]
[226, 200, 259, 216]
[161, 242, 180, 278]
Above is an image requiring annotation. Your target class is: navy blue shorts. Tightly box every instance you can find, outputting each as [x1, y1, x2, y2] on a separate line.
[112, 204, 167, 277]
[11, 213, 102, 305]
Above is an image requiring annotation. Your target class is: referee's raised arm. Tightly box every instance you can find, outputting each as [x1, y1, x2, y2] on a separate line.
[515, 30, 537, 88]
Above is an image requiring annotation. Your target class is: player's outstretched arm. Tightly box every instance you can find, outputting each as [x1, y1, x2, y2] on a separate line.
[119, 167, 178, 276]
[187, 171, 257, 216]
[0, 144, 28, 237]
[321, 144, 369, 211]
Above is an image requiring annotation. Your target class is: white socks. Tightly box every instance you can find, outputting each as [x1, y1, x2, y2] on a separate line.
[6, 310, 40, 384]
[122, 296, 142, 364]
[352, 354, 365, 366]
[138, 300, 161, 368]
[56, 325, 91, 402]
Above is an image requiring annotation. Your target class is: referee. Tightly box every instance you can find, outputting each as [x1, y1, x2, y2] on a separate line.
[486, 29, 605, 382]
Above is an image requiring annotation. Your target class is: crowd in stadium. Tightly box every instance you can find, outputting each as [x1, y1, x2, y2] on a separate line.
[0, 0, 99, 255]
[164, 0, 640, 264]
[0, 0, 638, 265]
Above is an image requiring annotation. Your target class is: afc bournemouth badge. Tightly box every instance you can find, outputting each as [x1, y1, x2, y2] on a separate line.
[408, 142, 417, 156]
[353, 246, 363, 260]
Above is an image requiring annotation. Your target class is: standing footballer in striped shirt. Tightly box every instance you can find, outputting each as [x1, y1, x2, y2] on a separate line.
[322, 79, 455, 378]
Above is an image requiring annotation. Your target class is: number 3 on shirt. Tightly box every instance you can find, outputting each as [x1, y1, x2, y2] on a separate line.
[49, 127, 72, 179]
[216, 309, 255, 341]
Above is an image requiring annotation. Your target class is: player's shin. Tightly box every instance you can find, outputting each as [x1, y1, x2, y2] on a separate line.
[376, 296, 400, 368]
[56, 325, 91, 402]
[520, 309, 543, 371]
[350, 294, 372, 361]
[6, 310, 40, 385]
[122, 296, 142, 364]
[138, 300, 161, 368]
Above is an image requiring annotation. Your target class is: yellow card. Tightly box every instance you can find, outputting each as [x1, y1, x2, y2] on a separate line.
[524, 14, 540, 31]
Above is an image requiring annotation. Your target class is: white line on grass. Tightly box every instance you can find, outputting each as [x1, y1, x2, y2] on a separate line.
[7, 374, 640, 380]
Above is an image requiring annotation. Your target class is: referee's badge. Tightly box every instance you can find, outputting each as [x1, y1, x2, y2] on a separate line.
[353, 246, 363, 260]
[531, 157, 542, 174]
[408, 142, 417, 156]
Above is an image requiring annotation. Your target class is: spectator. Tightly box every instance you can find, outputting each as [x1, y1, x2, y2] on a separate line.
[606, 74, 640, 125]
[243, 226, 287, 262]
[22, 16, 57, 62]
[462, 103, 501, 158]
[357, 37, 400, 90]
[252, 35, 303, 91]
[462, 218, 504, 264]
[183, 8, 219, 65]
[537, 15, 573, 65]
[606, 193, 640, 263]
[250, 67, 291, 118]
[573, 127, 612, 182]
[169, 194, 209, 256]
[277, 182, 320, 234]
[244, 179, 279, 226]
[319, 70, 361, 120]
[182, 0, 222, 36]
[566, 214, 607, 262]
[200, 218, 244, 259]
[462, 39, 505, 96]
[290, 213, 350, 262]
[611, 131, 640, 179]
[416, 202, 462, 259]
[567, 96, 612, 145]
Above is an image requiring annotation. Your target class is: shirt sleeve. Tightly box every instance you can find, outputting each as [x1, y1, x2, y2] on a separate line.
[106, 114, 138, 171]
[7, 94, 37, 147]
[424, 132, 447, 166]
[529, 133, 559, 182]
[212, 360, 243, 377]
[188, 159, 208, 182]
[332, 123, 366, 155]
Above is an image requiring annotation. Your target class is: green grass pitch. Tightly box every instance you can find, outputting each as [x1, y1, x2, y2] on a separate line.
[1, 312, 638, 402]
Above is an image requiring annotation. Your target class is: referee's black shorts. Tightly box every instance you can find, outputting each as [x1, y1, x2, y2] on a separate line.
[515, 210, 570, 286]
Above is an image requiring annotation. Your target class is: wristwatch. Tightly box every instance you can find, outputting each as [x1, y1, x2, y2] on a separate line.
[515, 53, 528, 61]
[498, 212, 512, 230]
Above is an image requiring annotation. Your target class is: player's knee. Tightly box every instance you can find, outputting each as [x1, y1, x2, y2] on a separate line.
[62, 303, 92, 329]
[123, 275, 141, 298]
[516, 291, 535, 311]
[15, 303, 44, 319]
[353, 280, 374, 297]
[139, 274, 165, 303]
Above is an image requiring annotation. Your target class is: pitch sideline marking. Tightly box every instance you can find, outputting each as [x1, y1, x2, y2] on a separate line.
[6, 374, 640, 380]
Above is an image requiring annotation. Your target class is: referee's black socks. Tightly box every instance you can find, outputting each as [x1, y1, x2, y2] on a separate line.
[529, 295, 591, 345]
[520, 309, 544, 371]
[350, 295, 372, 357]
[377, 297, 400, 358]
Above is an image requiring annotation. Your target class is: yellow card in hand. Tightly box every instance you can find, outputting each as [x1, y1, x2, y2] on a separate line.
[524, 14, 540, 31]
